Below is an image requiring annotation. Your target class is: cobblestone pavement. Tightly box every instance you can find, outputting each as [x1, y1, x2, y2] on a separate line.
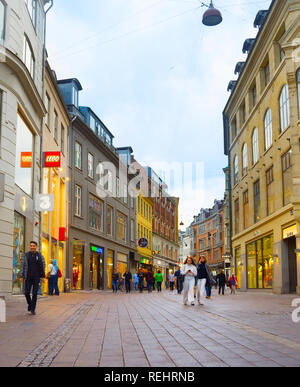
[0, 289, 300, 367]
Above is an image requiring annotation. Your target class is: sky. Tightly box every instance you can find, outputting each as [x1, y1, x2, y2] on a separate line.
[46, 0, 272, 230]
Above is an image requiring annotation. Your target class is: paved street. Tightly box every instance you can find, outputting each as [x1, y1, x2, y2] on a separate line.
[0, 289, 300, 367]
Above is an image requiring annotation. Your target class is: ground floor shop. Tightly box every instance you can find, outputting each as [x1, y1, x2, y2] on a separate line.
[232, 209, 300, 295]
[68, 228, 136, 291]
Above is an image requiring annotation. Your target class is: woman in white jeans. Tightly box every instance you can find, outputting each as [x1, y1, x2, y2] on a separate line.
[180, 257, 197, 306]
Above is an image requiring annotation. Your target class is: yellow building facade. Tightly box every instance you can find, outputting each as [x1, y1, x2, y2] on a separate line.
[136, 194, 153, 268]
[224, 0, 300, 294]
[41, 63, 70, 293]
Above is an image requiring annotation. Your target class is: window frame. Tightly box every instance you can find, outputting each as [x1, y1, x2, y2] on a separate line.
[279, 84, 290, 132]
[75, 185, 82, 217]
[242, 143, 248, 176]
[264, 109, 273, 150]
[87, 152, 94, 179]
[74, 141, 82, 170]
[23, 35, 35, 80]
[252, 128, 259, 164]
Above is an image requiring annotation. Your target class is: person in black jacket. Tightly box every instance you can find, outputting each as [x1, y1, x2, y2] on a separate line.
[19, 241, 46, 315]
[138, 270, 145, 293]
[112, 269, 119, 293]
[217, 270, 226, 295]
[123, 269, 132, 293]
[145, 270, 154, 293]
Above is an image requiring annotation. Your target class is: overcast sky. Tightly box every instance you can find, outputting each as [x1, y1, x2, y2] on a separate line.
[46, 0, 272, 229]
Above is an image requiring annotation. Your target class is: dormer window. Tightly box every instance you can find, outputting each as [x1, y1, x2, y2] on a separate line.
[73, 87, 79, 107]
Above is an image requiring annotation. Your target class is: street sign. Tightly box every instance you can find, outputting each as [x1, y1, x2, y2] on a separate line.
[35, 194, 54, 212]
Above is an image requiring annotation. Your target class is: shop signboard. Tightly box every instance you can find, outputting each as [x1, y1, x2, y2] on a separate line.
[20, 152, 32, 168]
[91, 245, 104, 254]
[138, 238, 149, 248]
[43, 152, 61, 168]
[59, 227, 67, 242]
[283, 225, 297, 239]
[35, 194, 54, 212]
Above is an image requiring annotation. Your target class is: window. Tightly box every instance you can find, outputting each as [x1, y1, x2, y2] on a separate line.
[297, 69, 300, 118]
[117, 212, 127, 242]
[26, 0, 37, 28]
[0, 0, 5, 42]
[242, 143, 248, 176]
[264, 109, 272, 150]
[88, 153, 94, 179]
[264, 62, 270, 87]
[243, 190, 249, 229]
[15, 112, 33, 196]
[61, 125, 65, 155]
[241, 103, 246, 124]
[107, 205, 113, 237]
[279, 85, 290, 132]
[75, 141, 82, 170]
[45, 94, 50, 128]
[89, 194, 103, 232]
[252, 128, 259, 164]
[282, 150, 292, 206]
[252, 84, 257, 108]
[254, 180, 261, 223]
[53, 110, 58, 143]
[131, 219, 135, 242]
[75, 185, 82, 217]
[266, 166, 275, 215]
[233, 155, 239, 185]
[231, 118, 237, 142]
[23, 36, 35, 79]
[234, 199, 239, 235]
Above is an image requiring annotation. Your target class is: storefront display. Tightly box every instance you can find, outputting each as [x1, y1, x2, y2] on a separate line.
[117, 252, 128, 276]
[235, 247, 241, 289]
[107, 249, 114, 290]
[89, 245, 104, 290]
[73, 243, 84, 290]
[13, 212, 25, 294]
[247, 234, 274, 289]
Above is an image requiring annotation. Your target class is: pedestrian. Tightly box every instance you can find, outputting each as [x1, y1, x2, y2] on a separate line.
[169, 271, 175, 292]
[133, 270, 139, 291]
[229, 273, 238, 294]
[205, 268, 214, 299]
[216, 270, 226, 295]
[146, 270, 154, 293]
[155, 270, 163, 292]
[123, 268, 132, 293]
[181, 257, 197, 306]
[196, 256, 215, 305]
[47, 259, 60, 296]
[19, 241, 46, 316]
[112, 269, 119, 293]
[174, 267, 184, 295]
[138, 270, 145, 293]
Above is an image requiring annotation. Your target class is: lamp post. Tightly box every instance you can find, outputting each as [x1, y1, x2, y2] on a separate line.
[201, 1, 223, 27]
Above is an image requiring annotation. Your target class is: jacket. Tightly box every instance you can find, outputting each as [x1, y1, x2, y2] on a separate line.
[217, 273, 226, 286]
[155, 273, 163, 283]
[20, 252, 46, 280]
[196, 262, 214, 283]
[146, 272, 154, 283]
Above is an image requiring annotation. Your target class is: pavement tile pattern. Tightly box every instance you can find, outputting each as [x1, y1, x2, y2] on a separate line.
[0, 289, 300, 367]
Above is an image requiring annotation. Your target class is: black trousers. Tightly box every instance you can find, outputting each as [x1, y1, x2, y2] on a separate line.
[25, 278, 40, 312]
[219, 285, 225, 295]
[125, 281, 131, 293]
[170, 282, 175, 291]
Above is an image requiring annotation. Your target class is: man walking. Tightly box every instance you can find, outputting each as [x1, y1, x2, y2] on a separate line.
[216, 270, 226, 295]
[19, 241, 46, 315]
[146, 270, 154, 293]
[123, 269, 132, 293]
[174, 267, 184, 295]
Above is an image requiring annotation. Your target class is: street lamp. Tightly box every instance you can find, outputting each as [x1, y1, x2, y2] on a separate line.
[201, 1, 223, 27]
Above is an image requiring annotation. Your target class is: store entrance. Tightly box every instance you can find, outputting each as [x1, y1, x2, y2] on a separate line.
[89, 246, 104, 290]
[287, 236, 297, 293]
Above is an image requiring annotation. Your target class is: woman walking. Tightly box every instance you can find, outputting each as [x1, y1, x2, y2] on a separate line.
[181, 257, 197, 306]
[169, 271, 175, 292]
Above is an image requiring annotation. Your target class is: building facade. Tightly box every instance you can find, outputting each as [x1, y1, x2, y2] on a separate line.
[41, 62, 69, 294]
[57, 78, 136, 291]
[191, 200, 225, 276]
[178, 227, 193, 265]
[0, 0, 52, 297]
[223, 0, 300, 294]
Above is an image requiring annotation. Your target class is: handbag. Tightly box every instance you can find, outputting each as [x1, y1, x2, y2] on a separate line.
[57, 268, 62, 278]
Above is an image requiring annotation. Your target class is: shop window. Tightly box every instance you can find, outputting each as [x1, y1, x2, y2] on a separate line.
[107, 250, 114, 290]
[13, 212, 25, 294]
[279, 85, 290, 132]
[73, 243, 83, 290]
[247, 242, 257, 289]
[266, 166, 275, 215]
[252, 128, 259, 164]
[89, 194, 103, 232]
[235, 247, 241, 289]
[282, 150, 292, 206]
[264, 109, 272, 150]
[15, 112, 33, 196]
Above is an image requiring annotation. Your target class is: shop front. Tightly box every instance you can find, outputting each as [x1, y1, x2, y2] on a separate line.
[107, 249, 114, 290]
[73, 241, 84, 290]
[153, 258, 168, 289]
[234, 247, 242, 289]
[246, 234, 274, 289]
[282, 225, 297, 293]
[13, 212, 25, 294]
[117, 252, 128, 276]
[89, 245, 104, 290]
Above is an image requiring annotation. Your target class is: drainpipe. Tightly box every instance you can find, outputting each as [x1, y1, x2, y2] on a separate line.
[38, 0, 54, 256]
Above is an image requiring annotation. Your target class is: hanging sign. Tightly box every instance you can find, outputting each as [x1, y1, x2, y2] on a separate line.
[43, 152, 61, 168]
[35, 194, 54, 212]
[138, 238, 149, 248]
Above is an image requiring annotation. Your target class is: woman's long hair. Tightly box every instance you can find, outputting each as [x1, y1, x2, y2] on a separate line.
[184, 257, 196, 266]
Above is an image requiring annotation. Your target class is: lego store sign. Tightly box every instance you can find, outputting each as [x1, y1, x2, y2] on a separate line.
[20, 152, 32, 168]
[43, 152, 61, 168]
